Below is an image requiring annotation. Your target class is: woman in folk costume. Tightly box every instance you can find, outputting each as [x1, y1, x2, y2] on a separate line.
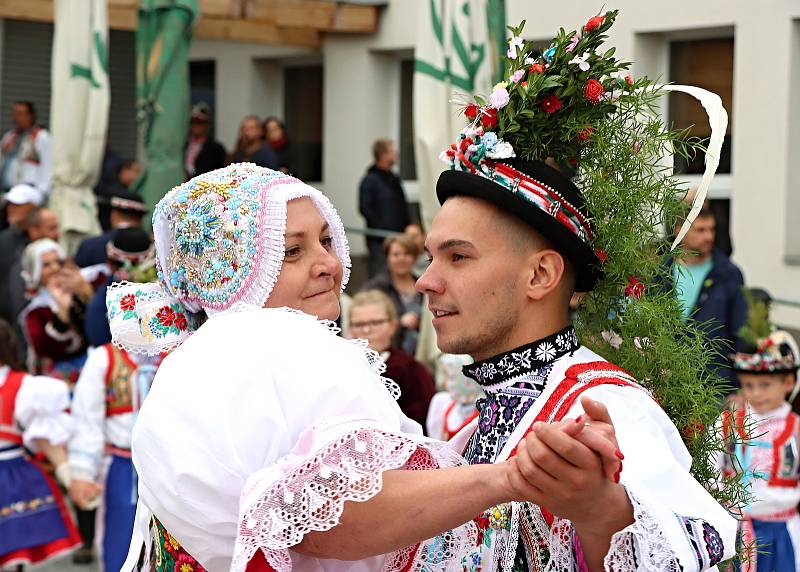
[425, 354, 482, 442]
[113, 164, 621, 572]
[0, 319, 81, 568]
[18, 238, 92, 382]
[403, 11, 743, 571]
[68, 229, 160, 572]
[717, 320, 800, 571]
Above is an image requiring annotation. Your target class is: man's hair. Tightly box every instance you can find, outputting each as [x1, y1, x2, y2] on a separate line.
[383, 233, 420, 258]
[350, 289, 398, 323]
[675, 207, 715, 229]
[23, 206, 44, 229]
[14, 100, 36, 119]
[372, 139, 394, 162]
[0, 319, 23, 370]
[119, 159, 138, 172]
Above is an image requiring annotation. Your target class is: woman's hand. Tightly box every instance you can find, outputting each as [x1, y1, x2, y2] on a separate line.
[59, 263, 93, 302]
[400, 312, 420, 331]
[47, 277, 73, 322]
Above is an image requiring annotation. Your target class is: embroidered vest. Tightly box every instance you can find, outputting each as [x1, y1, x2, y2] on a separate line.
[105, 344, 138, 417]
[0, 370, 26, 444]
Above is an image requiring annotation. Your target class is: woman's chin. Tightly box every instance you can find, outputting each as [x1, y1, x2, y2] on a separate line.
[301, 293, 340, 321]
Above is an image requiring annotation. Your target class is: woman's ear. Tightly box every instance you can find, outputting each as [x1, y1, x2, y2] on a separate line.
[524, 249, 565, 302]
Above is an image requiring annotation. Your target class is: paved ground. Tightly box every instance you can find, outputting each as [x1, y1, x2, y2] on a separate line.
[29, 555, 100, 572]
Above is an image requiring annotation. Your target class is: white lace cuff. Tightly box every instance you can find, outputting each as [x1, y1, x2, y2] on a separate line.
[232, 424, 461, 572]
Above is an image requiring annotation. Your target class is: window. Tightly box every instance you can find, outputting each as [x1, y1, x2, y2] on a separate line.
[283, 65, 323, 182]
[399, 59, 416, 181]
[669, 38, 734, 175]
[190, 60, 216, 136]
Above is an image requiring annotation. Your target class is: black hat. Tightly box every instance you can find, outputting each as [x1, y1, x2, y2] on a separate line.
[109, 188, 147, 214]
[107, 227, 153, 264]
[437, 157, 602, 292]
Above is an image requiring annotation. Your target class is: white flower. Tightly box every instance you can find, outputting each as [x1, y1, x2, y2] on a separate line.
[568, 51, 591, 72]
[601, 330, 623, 349]
[507, 35, 525, 58]
[634, 337, 651, 350]
[489, 86, 510, 109]
[535, 342, 556, 361]
[485, 140, 515, 159]
[524, 56, 535, 65]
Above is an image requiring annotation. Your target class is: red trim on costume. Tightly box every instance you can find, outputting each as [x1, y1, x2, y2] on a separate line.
[0, 370, 26, 444]
[768, 413, 799, 487]
[104, 344, 139, 417]
[245, 549, 278, 572]
[106, 444, 132, 458]
[443, 401, 480, 441]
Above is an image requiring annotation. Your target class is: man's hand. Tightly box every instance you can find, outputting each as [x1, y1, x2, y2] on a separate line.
[69, 479, 102, 509]
[400, 312, 420, 331]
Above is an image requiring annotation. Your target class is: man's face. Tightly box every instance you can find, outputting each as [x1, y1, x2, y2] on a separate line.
[381, 144, 398, 168]
[190, 119, 209, 138]
[241, 119, 263, 144]
[119, 162, 141, 187]
[680, 215, 715, 258]
[11, 104, 33, 130]
[417, 196, 529, 360]
[29, 209, 60, 241]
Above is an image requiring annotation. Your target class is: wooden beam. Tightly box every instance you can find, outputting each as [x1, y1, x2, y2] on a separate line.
[247, 0, 377, 33]
[0, 0, 53, 24]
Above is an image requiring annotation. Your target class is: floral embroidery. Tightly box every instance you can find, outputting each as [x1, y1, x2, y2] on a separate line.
[680, 515, 725, 569]
[175, 199, 222, 257]
[120, 293, 136, 311]
[0, 494, 57, 521]
[535, 342, 556, 361]
[703, 522, 724, 565]
[151, 516, 207, 572]
[148, 303, 191, 339]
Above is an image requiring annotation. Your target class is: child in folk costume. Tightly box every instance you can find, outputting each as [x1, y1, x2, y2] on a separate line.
[69, 231, 160, 572]
[719, 329, 800, 571]
[0, 319, 81, 568]
[426, 354, 482, 442]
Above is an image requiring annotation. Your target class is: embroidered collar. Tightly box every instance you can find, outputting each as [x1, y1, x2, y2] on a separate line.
[463, 326, 579, 386]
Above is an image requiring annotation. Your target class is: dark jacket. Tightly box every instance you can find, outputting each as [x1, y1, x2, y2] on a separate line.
[232, 143, 278, 170]
[358, 166, 410, 233]
[663, 248, 748, 389]
[74, 230, 114, 268]
[191, 137, 227, 177]
[84, 276, 113, 348]
[0, 226, 29, 326]
[384, 347, 436, 431]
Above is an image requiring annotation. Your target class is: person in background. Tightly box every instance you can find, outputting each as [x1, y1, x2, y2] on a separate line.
[19, 239, 91, 382]
[669, 208, 747, 391]
[358, 139, 410, 276]
[0, 318, 81, 568]
[348, 290, 435, 431]
[0, 185, 45, 329]
[95, 159, 141, 233]
[84, 228, 153, 348]
[185, 102, 227, 179]
[717, 328, 800, 571]
[74, 188, 147, 269]
[404, 222, 429, 276]
[231, 115, 278, 169]
[263, 116, 294, 175]
[27, 207, 60, 242]
[0, 101, 52, 195]
[360, 234, 424, 356]
[426, 353, 482, 442]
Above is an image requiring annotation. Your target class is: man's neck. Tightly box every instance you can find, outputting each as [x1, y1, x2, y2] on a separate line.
[679, 252, 712, 266]
[473, 316, 571, 362]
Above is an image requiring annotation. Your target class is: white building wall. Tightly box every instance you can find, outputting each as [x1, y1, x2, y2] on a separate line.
[193, 0, 800, 326]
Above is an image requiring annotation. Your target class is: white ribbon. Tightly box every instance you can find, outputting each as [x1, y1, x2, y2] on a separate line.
[658, 84, 729, 250]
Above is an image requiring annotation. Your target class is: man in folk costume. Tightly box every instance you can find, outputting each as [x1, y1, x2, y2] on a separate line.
[69, 265, 161, 572]
[402, 11, 739, 571]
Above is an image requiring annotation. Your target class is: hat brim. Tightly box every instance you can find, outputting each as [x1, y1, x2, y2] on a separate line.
[436, 169, 602, 292]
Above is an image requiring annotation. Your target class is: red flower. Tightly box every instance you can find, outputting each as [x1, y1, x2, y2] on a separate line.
[156, 306, 177, 327]
[584, 15, 605, 33]
[541, 94, 562, 114]
[625, 74, 634, 85]
[625, 276, 645, 299]
[174, 312, 188, 331]
[595, 248, 608, 264]
[578, 126, 594, 141]
[584, 79, 605, 103]
[120, 294, 136, 311]
[464, 103, 479, 120]
[480, 108, 498, 129]
[529, 63, 545, 74]
[520, 81, 528, 87]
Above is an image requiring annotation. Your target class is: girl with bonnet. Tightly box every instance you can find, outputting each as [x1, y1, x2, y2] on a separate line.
[115, 164, 620, 572]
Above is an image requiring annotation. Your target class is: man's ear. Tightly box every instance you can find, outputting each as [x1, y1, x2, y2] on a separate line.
[524, 249, 566, 302]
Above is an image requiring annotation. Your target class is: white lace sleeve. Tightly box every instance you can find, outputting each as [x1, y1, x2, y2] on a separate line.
[15, 374, 73, 449]
[232, 417, 463, 572]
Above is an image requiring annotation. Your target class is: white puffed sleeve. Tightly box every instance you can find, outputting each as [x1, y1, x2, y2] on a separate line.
[569, 385, 737, 572]
[15, 374, 73, 450]
[131, 307, 460, 572]
[68, 346, 110, 481]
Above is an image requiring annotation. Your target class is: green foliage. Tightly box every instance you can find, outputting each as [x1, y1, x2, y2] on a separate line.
[738, 292, 772, 348]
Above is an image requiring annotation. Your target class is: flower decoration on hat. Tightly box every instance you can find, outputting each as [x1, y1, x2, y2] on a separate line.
[733, 330, 800, 374]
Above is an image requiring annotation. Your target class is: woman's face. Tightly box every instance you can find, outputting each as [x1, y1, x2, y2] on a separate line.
[387, 242, 415, 278]
[265, 120, 284, 143]
[266, 197, 343, 320]
[349, 303, 397, 353]
[39, 250, 63, 287]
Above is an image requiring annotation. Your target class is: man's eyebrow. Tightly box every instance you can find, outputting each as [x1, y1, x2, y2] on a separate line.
[426, 239, 475, 254]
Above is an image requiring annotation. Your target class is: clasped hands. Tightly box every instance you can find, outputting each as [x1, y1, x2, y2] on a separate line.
[503, 396, 627, 527]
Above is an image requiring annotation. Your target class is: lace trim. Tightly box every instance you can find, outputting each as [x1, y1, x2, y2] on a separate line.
[604, 485, 682, 571]
[231, 429, 461, 572]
